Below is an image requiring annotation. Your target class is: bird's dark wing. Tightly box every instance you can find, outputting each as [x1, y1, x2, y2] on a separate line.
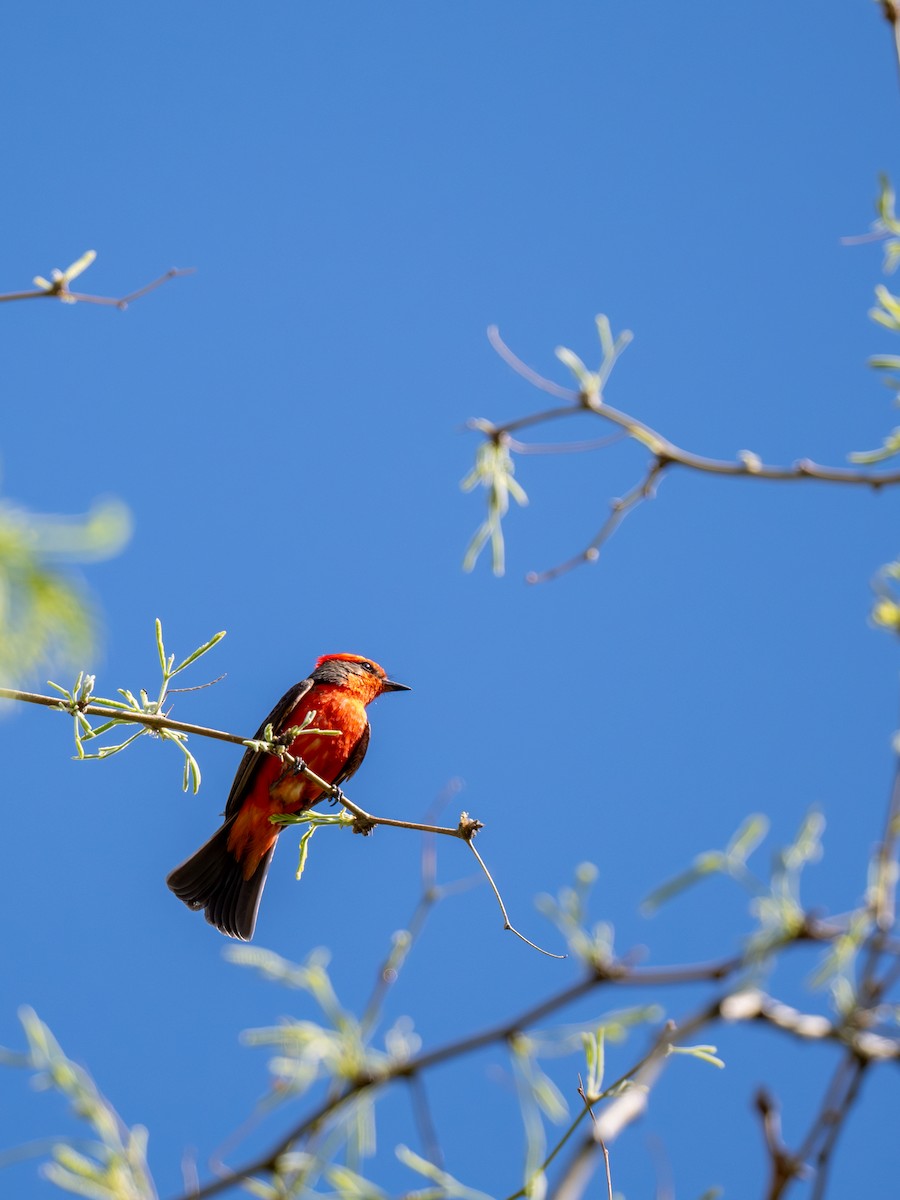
[334, 722, 370, 789]
[223, 678, 315, 819]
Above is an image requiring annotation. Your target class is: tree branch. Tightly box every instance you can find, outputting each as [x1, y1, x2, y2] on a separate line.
[166, 938, 844, 1200]
[0, 686, 557, 951]
[0, 264, 194, 309]
[476, 327, 900, 582]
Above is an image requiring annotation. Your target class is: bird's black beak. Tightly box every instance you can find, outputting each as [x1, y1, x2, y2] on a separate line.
[382, 678, 411, 693]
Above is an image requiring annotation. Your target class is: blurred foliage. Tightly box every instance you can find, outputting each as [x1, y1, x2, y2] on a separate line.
[0, 495, 130, 687]
[461, 431, 528, 577]
[871, 557, 900, 633]
[850, 176, 900, 464]
[1, 835, 895, 1200]
[0, 1007, 155, 1200]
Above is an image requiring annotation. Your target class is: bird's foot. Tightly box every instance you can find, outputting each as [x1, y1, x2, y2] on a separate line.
[328, 786, 346, 808]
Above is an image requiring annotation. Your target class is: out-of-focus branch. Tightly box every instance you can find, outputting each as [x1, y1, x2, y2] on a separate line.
[755, 1089, 803, 1199]
[748, 745, 900, 1198]
[720, 988, 899, 1060]
[801, 1055, 868, 1200]
[472, 325, 900, 583]
[0, 251, 194, 309]
[553, 967, 900, 1200]
[168, 933, 853, 1200]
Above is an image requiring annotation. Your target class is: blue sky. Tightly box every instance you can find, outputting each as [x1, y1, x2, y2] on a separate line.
[2, 4, 899, 1198]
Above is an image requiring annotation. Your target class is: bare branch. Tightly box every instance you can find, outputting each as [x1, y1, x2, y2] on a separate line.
[464, 834, 565, 958]
[507, 431, 628, 455]
[806, 1057, 868, 1200]
[526, 456, 669, 584]
[755, 1089, 804, 1199]
[488, 324, 577, 400]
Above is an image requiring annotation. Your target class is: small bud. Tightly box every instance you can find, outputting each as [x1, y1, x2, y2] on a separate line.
[873, 599, 900, 631]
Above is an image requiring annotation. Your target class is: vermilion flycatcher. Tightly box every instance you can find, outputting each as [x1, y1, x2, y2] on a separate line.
[167, 653, 410, 940]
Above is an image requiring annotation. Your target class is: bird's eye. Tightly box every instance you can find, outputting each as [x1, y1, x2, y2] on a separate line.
[361, 661, 377, 674]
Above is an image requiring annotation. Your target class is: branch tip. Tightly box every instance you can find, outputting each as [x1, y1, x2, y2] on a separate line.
[457, 812, 484, 840]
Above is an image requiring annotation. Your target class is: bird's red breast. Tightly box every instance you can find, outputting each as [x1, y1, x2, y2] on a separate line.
[226, 683, 370, 878]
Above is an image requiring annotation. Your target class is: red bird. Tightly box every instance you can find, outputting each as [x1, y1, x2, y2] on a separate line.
[167, 653, 410, 940]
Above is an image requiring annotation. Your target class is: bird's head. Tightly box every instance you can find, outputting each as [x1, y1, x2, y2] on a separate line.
[313, 653, 411, 703]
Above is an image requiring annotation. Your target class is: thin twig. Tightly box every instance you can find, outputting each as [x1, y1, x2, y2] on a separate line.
[407, 1075, 445, 1172]
[807, 1057, 868, 1200]
[577, 1081, 613, 1200]
[504, 1020, 681, 1200]
[167, 675, 227, 695]
[550, 1016, 687, 1200]
[859, 755, 900, 1008]
[104, 266, 196, 309]
[487, 324, 576, 400]
[464, 836, 565, 959]
[755, 1089, 802, 1199]
[507, 432, 628, 455]
[0, 266, 194, 308]
[360, 781, 464, 1035]
[526, 456, 669, 584]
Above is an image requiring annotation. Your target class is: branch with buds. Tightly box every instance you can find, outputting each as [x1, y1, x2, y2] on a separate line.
[0, 250, 194, 308]
[464, 314, 900, 583]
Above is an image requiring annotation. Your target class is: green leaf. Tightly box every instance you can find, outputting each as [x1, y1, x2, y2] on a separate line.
[555, 345, 590, 383]
[461, 438, 528, 576]
[9, 1008, 155, 1199]
[849, 427, 900, 465]
[667, 1043, 725, 1069]
[877, 173, 900, 231]
[61, 249, 97, 283]
[595, 313, 614, 361]
[155, 618, 167, 675]
[396, 1145, 494, 1200]
[643, 812, 769, 914]
[581, 1028, 605, 1099]
[782, 808, 824, 871]
[171, 629, 227, 675]
[296, 825, 318, 879]
[725, 813, 769, 863]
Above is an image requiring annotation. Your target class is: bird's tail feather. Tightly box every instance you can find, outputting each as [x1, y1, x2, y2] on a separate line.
[167, 817, 274, 941]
